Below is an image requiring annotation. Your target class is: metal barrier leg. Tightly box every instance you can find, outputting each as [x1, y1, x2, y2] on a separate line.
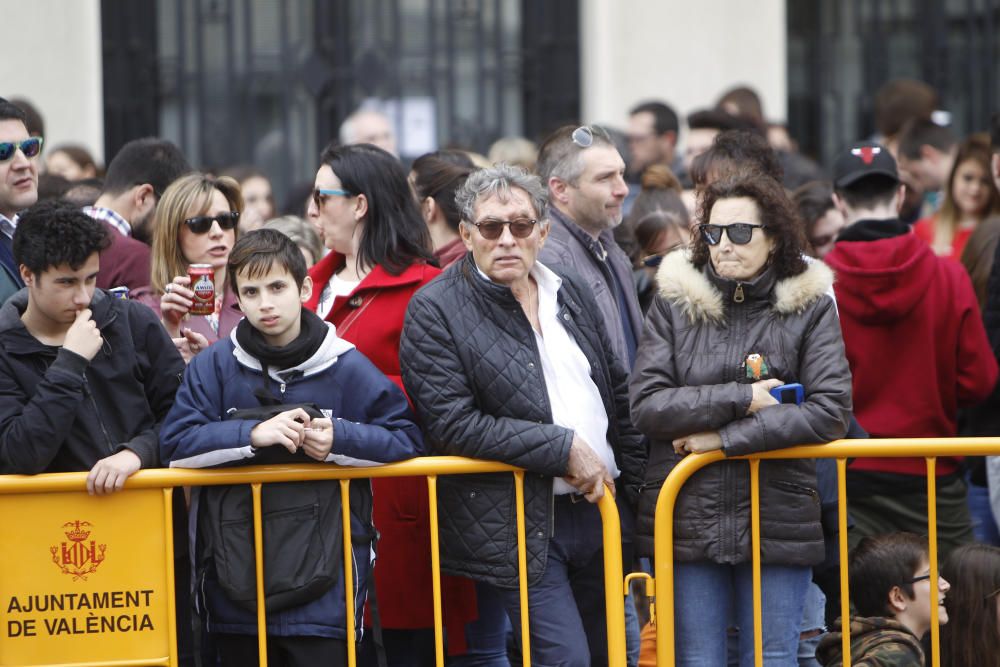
[749, 460, 763, 667]
[427, 475, 445, 667]
[926, 458, 940, 667]
[164, 488, 179, 667]
[837, 458, 852, 667]
[341, 480, 356, 667]
[513, 471, 531, 667]
[251, 483, 268, 667]
[597, 487, 627, 665]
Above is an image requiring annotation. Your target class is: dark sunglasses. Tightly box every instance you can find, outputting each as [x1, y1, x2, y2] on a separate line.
[470, 217, 538, 240]
[699, 222, 766, 246]
[183, 211, 240, 234]
[0, 137, 43, 162]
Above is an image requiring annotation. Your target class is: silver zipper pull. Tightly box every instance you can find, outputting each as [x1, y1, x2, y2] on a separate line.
[734, 284, 745, 303]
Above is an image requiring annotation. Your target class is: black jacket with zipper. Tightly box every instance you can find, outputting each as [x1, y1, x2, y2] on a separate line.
[0, 288, 184, 474]
[629, 251, 852, 564]
[400, 254, 646, 588]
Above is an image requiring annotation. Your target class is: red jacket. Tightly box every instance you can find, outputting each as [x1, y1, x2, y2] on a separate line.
[306, 252, 476, 643]
[825, 231, 998, 476]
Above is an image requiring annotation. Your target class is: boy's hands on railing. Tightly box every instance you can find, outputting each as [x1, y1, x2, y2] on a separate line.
[87, 449, 141, 495]
[250, 408, 312, 454]
[565, 434, 615, 503]
[301, 418, 334, 461]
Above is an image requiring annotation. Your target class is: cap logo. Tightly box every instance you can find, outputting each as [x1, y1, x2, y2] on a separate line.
[851, 146, 881, 165]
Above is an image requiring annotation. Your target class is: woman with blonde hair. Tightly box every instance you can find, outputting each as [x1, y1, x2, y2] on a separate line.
[138, 173, 244, 348]
[915, 134, 1000, 260]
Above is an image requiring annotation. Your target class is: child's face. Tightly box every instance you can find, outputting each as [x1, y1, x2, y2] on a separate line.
[234, 264, 312, 347]
[909, 558, 950, 633]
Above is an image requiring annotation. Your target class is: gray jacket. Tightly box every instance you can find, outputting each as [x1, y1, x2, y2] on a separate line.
[629, 251, 852, 564]
[539, 207, 643, 369]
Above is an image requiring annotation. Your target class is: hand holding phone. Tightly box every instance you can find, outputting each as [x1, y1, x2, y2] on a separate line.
[769, 382, 804, 405]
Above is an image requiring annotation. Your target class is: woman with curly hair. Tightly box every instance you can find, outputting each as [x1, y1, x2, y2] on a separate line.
[629, 170, 853, 666]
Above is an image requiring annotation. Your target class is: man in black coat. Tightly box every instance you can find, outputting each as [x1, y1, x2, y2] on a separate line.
[400, 164, 645, 667]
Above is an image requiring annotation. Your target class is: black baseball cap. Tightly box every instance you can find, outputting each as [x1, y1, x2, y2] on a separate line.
[832, 141, 899, 188]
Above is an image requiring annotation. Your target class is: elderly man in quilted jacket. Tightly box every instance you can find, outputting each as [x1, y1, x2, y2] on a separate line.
[400, 163, 645, 667]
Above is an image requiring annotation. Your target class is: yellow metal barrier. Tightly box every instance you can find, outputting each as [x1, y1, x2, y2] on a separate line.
[0, 457, 627, 667]
[650, 437, 1000, 667]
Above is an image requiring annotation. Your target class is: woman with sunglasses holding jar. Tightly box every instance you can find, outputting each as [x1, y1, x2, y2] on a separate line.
[303, 143, 481, 665]
[137, 173, 244, 353]
[629, 171, 852, 666]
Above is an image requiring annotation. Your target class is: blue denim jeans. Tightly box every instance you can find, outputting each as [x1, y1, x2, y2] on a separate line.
[967, 476, 1000, 545]
[447, 580, 511, 667]
[674, 560, 811, 667]
[488, 495, 609, 667]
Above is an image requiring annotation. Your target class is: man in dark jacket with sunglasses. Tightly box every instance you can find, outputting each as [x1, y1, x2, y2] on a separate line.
[0, 98, 40, 306]
[0, 200, 184, 490]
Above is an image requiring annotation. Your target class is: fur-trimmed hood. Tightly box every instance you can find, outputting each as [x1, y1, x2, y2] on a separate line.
[655, 250, 834, 324]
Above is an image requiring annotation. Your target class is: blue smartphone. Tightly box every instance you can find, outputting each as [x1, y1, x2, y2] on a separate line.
[769, 382, 804, 405]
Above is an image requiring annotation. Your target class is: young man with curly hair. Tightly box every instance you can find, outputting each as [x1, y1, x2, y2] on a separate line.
[0, 199, 184, 491]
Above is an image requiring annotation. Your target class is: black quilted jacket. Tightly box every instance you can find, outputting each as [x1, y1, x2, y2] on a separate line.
[400, 254, 646, 589]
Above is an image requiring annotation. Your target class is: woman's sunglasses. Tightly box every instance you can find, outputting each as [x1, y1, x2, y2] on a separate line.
[183, 211, 240, 234]
[0, 137, 43, 162]
[469, 217, 538, 240]
[698, 222, 766, 246]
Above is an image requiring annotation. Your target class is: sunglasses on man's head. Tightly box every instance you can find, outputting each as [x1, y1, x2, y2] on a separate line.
[183, 211, 240, 234]
[0, 137, 43, 162]
[570, 125, 611, 149]
[698, 222, 766, 246]
[469, 217, 538, 240]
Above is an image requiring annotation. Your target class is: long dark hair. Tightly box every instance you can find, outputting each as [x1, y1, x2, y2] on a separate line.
[940, 544, 1000, 667]
[319, 143, 435, 274]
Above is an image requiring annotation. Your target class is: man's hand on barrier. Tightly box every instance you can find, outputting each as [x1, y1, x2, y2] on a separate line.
[302, 418, 334, 461]
[250, 408, 310, 453]
[565, 435, 614, 503]
[673, 430, 723, 455]
[747, 379, 783, 415]
[87, 449, 141, 495]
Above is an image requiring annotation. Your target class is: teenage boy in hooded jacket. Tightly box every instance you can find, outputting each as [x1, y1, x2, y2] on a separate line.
[0, 200, 183, 488]
[161, 229, 423, 667]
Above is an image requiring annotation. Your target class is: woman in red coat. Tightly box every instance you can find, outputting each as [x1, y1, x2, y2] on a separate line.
[304, 143, 478, 663]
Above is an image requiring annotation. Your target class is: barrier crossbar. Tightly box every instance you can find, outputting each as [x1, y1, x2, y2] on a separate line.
[0, 457, 627, 667]
[651, 437, 1000, 667]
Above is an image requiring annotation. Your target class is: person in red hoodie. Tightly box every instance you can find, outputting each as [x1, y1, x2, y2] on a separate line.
[825, 141, 999, 557]
[303, 143, 479, 664]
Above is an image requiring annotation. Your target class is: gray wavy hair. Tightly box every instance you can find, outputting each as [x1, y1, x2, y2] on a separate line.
[456, 163, 549, 225]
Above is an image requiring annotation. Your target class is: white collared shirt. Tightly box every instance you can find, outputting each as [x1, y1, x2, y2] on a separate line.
[476, 261, 619, 494]
[83, 206, 132, 237]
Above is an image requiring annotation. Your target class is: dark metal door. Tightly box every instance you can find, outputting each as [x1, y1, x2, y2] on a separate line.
[101, 0, 580, 204]
[787, 0, 1000, 166]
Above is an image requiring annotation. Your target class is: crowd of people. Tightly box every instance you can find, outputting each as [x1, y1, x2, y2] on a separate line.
[2, 78, 1000, 667]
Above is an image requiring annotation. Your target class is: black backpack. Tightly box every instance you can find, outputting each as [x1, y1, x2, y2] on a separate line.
[198, 403, 374, 613]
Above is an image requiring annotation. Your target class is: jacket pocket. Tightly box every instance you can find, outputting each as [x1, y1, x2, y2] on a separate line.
[770, 480, 820, 506]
